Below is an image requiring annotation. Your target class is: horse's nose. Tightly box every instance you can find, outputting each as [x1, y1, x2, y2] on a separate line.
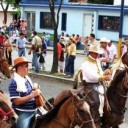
[9, 115, 18, 124]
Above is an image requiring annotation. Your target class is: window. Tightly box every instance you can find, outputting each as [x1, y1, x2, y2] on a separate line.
[61, 13, 67, 31]
[98, 16, 120, 31]
[40, 12, 53, 29]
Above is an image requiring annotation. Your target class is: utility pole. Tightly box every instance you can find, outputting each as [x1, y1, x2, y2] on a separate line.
[118, 0, 124, 59]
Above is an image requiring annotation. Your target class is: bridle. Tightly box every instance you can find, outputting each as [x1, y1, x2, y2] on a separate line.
[70, 97, 94, 128]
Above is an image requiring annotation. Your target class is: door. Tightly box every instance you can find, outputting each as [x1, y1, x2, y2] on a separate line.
[26, 12, 35, 31]
[83, 14, 93, 37]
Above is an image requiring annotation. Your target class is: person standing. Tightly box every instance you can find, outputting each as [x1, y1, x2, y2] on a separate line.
[4, 34, 13, 65]
[28, 31, 42, 73]
[16, 33, 28, 57]
[100, 37, 109, 71]
[81, 44, 111, 128]
[107, 39, 117, 66]
[122, 37, 128, 57]
[39, 37, 47, 70]
[8, 57, 43, 128]
[65, 37, 76, 78]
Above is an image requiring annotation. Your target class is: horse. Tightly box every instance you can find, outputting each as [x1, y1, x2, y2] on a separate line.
[0, 91, 18, 128]
[0, 48, 11, 79]
[73, 52, 128, 128]
[31, 90, 96, 128]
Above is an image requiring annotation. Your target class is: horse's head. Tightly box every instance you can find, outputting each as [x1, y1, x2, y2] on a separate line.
[54, 90, 95, 128]
[0, 91, 18, 124]
[0, 57, 11, 79]
[68, 93, 95, 128]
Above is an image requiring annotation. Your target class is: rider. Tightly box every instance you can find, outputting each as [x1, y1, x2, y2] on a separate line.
[81, 44, 111, 128]
[8, 57, 47, 128]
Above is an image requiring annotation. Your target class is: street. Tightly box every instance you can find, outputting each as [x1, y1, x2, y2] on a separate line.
[0, 48, 128, 127]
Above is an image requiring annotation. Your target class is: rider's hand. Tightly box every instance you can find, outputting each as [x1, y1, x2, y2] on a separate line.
[31, 89, 41, 97]
[103, 75, 111, 81]
[104, 69, 111, 75]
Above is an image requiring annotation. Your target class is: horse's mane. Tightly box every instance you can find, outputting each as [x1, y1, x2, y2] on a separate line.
[107, 70, 126, 98]
[35, 93, 72, 127]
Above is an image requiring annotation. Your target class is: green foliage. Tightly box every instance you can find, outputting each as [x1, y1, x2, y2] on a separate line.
[88, 0, 113, 5]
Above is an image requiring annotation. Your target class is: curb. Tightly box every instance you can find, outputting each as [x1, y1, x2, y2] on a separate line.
[28, 72, 75, 85]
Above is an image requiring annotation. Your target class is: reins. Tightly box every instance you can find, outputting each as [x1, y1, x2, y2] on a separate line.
[0, 108, 14, 124]
[70, 97, 94, 128]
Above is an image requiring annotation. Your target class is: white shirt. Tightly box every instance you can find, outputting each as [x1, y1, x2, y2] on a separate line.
[107, 44, 117, 62]
[81, 55, 103, 83]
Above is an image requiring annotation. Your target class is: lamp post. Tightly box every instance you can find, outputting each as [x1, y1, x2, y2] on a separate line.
[118, 0, 124, 59]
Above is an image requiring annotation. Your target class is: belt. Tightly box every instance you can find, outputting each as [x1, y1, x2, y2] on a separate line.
[83, 80, 99, 86]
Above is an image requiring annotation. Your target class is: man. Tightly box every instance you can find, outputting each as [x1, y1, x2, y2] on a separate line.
[8, 57, 44, 128]
[81, 44, 111, 128]
[107, 39, 117, 66]
[28, 31, 42, 73]
[100, 37, 109, 71]
[122, 37, 128, 57]
[16, 32, 28, 57]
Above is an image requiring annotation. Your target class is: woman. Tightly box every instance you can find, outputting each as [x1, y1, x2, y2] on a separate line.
[4, 34, 13, 65]
[65, 37, 76, 78]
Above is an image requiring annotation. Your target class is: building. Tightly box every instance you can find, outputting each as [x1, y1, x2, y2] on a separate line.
[0, 5, 17, 27]
[20, 0, 128, 42]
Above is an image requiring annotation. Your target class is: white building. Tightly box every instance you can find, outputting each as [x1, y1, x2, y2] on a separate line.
[20, 0, 128, 42]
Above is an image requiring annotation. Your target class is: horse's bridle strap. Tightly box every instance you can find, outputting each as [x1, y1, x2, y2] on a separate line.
[0, 108, 14, 121]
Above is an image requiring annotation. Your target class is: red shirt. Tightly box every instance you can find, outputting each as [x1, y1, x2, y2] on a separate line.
[57, 43, 62, 60]
[0, 35, 4, 45]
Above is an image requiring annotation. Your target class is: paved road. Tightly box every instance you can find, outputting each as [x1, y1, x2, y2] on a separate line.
[0, 76, 128, 128]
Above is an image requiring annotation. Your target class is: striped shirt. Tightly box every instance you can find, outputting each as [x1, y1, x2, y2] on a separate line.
[8, 78, 36, 112]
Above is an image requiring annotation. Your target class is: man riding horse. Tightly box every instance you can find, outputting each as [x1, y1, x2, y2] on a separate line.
[80, 44, 111, 128]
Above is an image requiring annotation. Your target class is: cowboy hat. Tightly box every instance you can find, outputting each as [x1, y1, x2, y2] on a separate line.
[89, 44, 103, 54]
[12, 57, 31, 69]
[100, 37, 108, 43]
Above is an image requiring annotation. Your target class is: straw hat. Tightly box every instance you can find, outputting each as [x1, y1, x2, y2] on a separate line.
[89, 44, 103, 54]
[12, 57, 31, 69]
[69, 37, 75, 43]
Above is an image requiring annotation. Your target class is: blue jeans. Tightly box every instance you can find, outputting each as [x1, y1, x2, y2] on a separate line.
[18, 48, 26, 57]
[16, 111, 36, 128]
[32, 52, 39, 73]
[65, 55, 76, 76]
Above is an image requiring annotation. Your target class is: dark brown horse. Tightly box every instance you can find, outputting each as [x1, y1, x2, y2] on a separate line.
[74, 53, 128, 128]
[0, 48, 11, 79]
[0, 91, 18, 128]
[32, 90, 96, 128]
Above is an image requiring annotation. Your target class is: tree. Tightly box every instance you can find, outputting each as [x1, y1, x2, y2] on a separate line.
[0, 0, 21, 24]
[88, 0, 113, 5]
[49, 0, 63, 73]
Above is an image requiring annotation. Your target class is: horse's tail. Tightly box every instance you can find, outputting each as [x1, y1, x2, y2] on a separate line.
[73, 69, 82, 89]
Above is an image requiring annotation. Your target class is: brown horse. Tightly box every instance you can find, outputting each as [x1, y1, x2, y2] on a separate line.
[0, 91, 18, 128]
[32, 90, 96, 128]
[0, 48, 11, 79]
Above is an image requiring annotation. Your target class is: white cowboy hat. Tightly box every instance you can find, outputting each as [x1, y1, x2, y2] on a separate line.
[89, 44, 103, 54]
[100, 37, 108, 43]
